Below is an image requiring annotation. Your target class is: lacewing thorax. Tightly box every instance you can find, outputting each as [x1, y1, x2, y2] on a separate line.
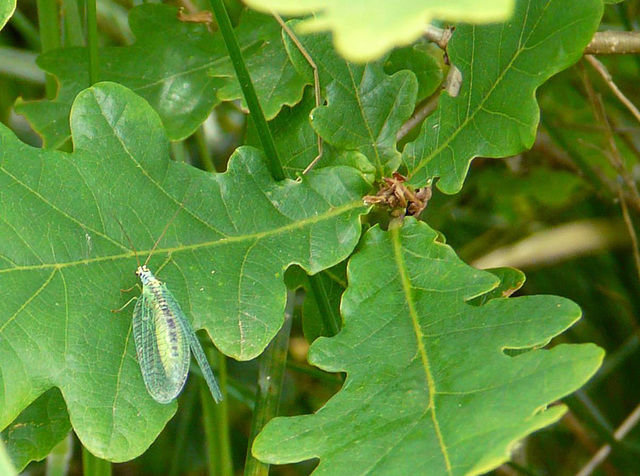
[113, 197, 222, 404]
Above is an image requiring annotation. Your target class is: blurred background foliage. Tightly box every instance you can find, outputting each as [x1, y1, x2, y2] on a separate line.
[1, 0, 639, 475]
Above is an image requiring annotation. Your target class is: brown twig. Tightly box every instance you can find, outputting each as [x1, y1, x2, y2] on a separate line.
[584, 31, 640, 55]
[538, 122, 640, 216]
[617, 183, 640, 284]
[396, 93, 439, 142]
[424, 28, 640, 56]
[578, 61, 640, 208]
[423, 24, 454, 50]
[563, 412, 620, 476]
[576, 403, 640, 476]
[396, 60, 463, 141]
[585, 55, 640, 124]
[272, 12, 324, 174]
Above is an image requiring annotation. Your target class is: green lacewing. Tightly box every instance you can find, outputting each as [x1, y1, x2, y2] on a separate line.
[113, 200, 222, 404]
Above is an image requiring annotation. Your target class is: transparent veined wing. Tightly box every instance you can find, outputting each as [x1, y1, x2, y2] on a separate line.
[133, 286, 190, 404]
[177, 307, 223, 403]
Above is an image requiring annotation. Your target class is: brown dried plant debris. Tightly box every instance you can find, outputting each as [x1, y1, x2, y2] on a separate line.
[364, 173, 432, 218]
[177, 7, 214, 31]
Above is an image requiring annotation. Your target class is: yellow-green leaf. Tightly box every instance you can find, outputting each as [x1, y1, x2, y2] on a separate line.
[245, 0, 515, 62]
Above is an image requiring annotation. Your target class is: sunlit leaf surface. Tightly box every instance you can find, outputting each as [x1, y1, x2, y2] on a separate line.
[245, 0, 515, 62]
[0, 82, 369, 460]
[402, 0, 603, 193]
[254, 219, 603, 475]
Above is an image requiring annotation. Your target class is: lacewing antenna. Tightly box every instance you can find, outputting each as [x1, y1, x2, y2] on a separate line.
[143, 193, 190, 267]
[114, 216, 140, 268]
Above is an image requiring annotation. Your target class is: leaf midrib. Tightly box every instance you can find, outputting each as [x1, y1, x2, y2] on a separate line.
[0, 200, 365, 275]
[407, 0, 550, 180]
[390, 226, 452, 475]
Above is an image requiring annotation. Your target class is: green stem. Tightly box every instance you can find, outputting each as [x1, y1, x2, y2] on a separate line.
[62, 0, 84, 47]
[86, 0, 100, 85]
[227, 377, 257, 409]
[82, 446, 111, 476]
[45, 433, 73, 476]
[207, 0, 283, 181]
[97, 0, 135, 44]
[9, 9, 41, 50]
[564, 393, 640, 456]
[36, 0, 61, 98]
[307, 273, 341, 337]
[170, 141, 188, 162]
[168, 382, 198, 476]
[566, 391, 614, 434]
[217, 355, 233, 476]
[201, 382, 218, 476]
[201, 350, 233, 476]
[195, 127, 217, 173]
[586, 335, 639, 388]
[244, 291, 294, 476]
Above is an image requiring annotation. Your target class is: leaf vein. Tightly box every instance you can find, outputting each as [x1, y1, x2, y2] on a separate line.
[0, 269, 58, 334]
[391, 226, 452, 475]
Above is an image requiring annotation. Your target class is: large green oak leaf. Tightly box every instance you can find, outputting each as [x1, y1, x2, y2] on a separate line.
[402, 0, 603, 193]
[0, 0, 15, 30]
[244, 0, 514, 62]
[0, 82, 370, 460]
[1, 389, 70, 471]
[283, 25, 419, 177]
[15, 5, 307, 148]
[253, 219, 603, 475]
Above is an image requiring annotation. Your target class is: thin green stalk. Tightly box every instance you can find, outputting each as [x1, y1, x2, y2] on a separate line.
[36, 0, 61, 98]
[201, 382, 219, 476]
[195, 127, 217, 173]
[82, 447, 111, 476]
[45, 433, 73, 476]
[225, 376, 255, 409]
[97, 0, 135, 44]
[244, 291, 294, 476]
[216, 354, 233, 476]
[201, 349, 233, 476]
[168, 382, 198, 476]
[587, 335, 639, 388]
[0, 47, 45, 84]
[564, 393, 640, 457]
[10, 9, 41, 50]
[62, 0, 84, 46]
[86, 0, 100, 85]
[207, 0, 284, 181]
[170, 141, 188, 162]
[568, 391, 614, 432]
[307, 273, 341, 337]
